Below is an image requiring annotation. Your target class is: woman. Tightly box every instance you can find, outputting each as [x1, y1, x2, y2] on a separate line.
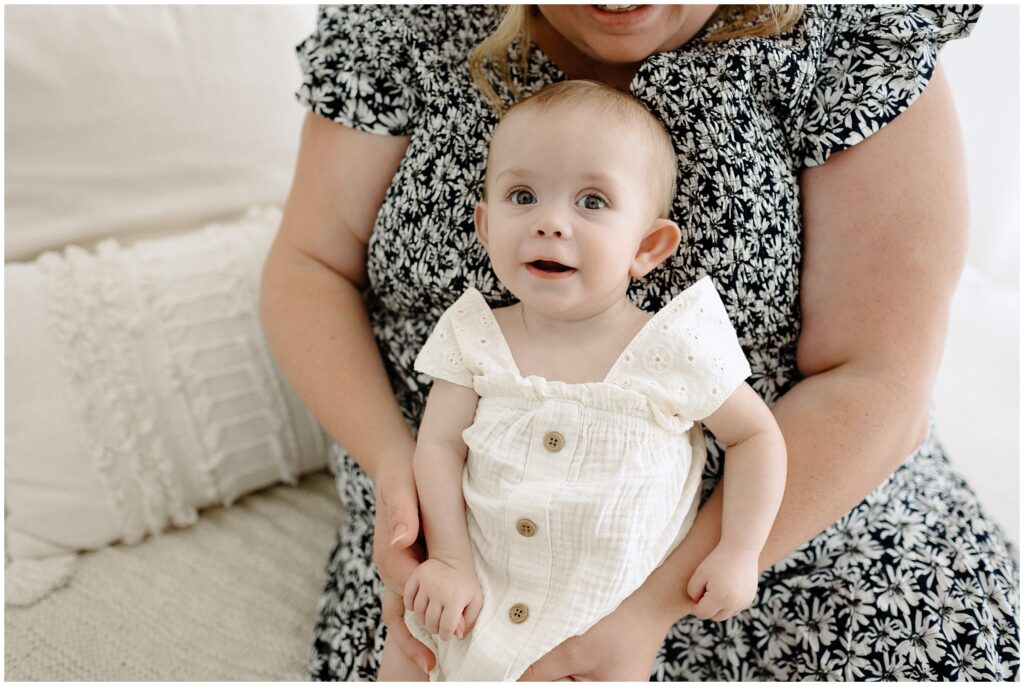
[261, 4, 1018, 680]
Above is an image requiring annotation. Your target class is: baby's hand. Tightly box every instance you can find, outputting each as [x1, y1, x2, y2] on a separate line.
[686, 543, 760, 622]
[403, 558, 483, 641]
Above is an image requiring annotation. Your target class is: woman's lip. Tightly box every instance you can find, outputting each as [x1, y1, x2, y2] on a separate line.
[584, 4, 656, 30]
[525, 263, 578, 280]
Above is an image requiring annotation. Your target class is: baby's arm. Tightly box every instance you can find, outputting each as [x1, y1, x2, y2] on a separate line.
[686, 382, 787, 621]
[403, 378, 483, 641]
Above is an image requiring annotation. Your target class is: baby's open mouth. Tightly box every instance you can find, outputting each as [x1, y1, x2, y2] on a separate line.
[529, 260, 575, 273]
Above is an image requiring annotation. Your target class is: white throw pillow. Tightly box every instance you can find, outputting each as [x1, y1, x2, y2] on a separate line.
[5, 206, 328, 603]
[4, 5, 316, 261]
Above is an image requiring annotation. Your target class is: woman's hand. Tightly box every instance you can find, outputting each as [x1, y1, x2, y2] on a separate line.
[518, 583, 682, 681]
[373, 451, 436, 672]
[381, 588, 434, 675]
[372, 450, 425, 594]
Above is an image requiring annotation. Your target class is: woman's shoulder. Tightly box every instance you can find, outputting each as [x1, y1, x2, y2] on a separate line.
[403, 5, 503, 36]
[800, 4, 979, 36]
[640, 5, 979, 167]
[795, 4, 981, 167]
[661, 5, 979, 77]
[313, 5, 502, 57]
[296, 5, 503, 135]
[689, 5, 978, 47]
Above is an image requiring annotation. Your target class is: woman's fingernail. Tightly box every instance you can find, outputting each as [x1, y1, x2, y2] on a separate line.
[456, 627, 464, 639]
[390, 523, 408, 546]
[417, 657, 430, 674]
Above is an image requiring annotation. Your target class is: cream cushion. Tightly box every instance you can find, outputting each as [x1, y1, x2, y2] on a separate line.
[4, 473, 344, 680]
[4, 5, 316, 261]
[5, 207, 328, 603]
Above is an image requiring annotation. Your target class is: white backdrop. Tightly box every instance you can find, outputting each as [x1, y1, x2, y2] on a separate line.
[4, 4, 1017, 546]
[933, 4, 1020, 544]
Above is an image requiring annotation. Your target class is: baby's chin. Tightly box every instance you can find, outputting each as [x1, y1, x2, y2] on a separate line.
[514, 286, 637, 322]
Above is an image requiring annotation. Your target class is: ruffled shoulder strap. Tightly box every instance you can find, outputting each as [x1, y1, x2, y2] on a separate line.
[413, 288, 511, 387]
[607, 277, 751, 421]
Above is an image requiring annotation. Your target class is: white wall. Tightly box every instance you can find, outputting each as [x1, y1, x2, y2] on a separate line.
[933, 4, 1019, 545]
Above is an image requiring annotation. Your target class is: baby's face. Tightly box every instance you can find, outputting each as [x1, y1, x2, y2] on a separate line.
[476, 106, 669, 320]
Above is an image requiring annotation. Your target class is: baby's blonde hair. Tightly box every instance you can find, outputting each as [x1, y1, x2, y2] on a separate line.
[486, 80, 678, 217]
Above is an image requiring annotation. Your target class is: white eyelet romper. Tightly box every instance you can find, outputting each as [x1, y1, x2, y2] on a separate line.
[404, 277, 751, 681]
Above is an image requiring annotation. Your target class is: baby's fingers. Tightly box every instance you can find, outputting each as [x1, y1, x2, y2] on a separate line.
[686, 565, 709, 605]
[713, 596, 754, 622]
[439, 602, 464, 641]
[712, 607, 738, 622]
[413, 587, 430, 625]
[465, 593, 483, 631]
[403, 576, 420, 613]
[425, 599, 443, 635]
[692, 591, 724, 621]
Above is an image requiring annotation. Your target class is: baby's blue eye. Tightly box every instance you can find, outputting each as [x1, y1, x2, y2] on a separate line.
[510, 189, 536, 205]
[577, 194, 606, 210]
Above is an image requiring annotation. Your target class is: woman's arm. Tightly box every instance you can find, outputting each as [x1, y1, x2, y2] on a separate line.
[260, 113, 438, 671]
[521, 61, 968, 679]
[650, 60, 968, 624]
[261, 111, 413, 484]
[262, 109, 422, 580]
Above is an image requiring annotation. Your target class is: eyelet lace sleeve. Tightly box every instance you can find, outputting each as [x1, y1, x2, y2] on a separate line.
[294, 5, 419, 136]
[659, 278, 752, 420]
[413, 296, 475, 389]
[797, 4, 981, 167]
[607, 277, 752, 422]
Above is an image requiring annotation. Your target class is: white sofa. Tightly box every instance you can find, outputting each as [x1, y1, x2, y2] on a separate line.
[4, 5, 1018, 681]
[4, 6, 345, 680]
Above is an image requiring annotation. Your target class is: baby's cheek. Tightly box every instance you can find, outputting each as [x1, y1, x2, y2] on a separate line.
[489, 258, 518, 295]
[590, 240, 637, 279]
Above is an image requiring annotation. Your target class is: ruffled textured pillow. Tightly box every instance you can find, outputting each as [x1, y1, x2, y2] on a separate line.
[5, 207, 328, 605]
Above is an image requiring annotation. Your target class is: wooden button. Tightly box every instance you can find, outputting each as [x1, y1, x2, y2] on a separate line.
[508, 603, 529, 624]
[542, 431, 564, 452]
[516, 518, 538, 537]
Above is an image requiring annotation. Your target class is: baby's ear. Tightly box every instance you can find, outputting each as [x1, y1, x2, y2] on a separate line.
[473, 202, 490, 248]
[630, 218, 681, 278]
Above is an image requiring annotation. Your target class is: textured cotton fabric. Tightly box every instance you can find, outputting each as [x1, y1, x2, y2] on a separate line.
[296, 4, 1020, 681]
[403, 282, 749, 680]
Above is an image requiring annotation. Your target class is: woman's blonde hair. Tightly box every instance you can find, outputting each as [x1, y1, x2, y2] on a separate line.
[469, 5, 805, 115]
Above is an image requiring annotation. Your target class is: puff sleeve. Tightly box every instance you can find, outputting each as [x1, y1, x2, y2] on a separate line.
[797, 4, 981, 167]
[414, 299, 476, 389]
[608, 277, 751, 423]
[295, 5, 419, 136]
[662, 278, 752, 420]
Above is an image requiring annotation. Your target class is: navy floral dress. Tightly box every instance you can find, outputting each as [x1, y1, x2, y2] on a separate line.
[294, 4, 1019, 680]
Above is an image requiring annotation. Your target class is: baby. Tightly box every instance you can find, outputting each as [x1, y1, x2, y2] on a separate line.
[378, 80, 787, 681]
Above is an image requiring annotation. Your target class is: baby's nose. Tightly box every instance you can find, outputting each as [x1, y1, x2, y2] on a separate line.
[534, 227, 565, 238]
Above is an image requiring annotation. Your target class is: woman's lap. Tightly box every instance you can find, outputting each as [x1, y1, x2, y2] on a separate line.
[310, 436, 1020, 681]
[659, 433, 1019, 680]
[308, 508, 384, 681]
